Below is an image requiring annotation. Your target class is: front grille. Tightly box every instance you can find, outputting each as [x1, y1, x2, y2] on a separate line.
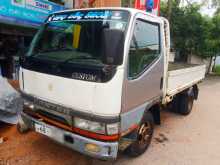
[37, 109, 70, 126]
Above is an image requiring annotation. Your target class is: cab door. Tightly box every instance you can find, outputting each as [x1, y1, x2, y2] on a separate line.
[122, 13, 164, 112]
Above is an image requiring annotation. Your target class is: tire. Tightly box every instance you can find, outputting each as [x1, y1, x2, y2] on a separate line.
[178, 93, 194, 115]
[125, 111, 154, 157]
[171, 89, 194, 116]
[17, 116, 29, 134]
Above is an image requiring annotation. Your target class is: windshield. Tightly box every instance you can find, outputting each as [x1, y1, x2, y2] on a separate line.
[23, 10, 130, 82]
[27, 10, 130, 67]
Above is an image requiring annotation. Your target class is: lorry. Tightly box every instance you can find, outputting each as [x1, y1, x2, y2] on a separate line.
[17, 8, 206, 160]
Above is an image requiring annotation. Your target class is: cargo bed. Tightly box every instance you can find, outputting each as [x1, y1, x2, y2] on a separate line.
[166, 63, 206, 96]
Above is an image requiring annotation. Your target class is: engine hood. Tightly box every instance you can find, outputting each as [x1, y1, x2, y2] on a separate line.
[20, 68, 124, 117]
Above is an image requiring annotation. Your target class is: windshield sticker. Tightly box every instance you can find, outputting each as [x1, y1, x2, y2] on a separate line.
[67, 12, 84, 20]
[84, 11, 111, 19]
[48, 11, 127, 22]
[51, 14, 68, 21]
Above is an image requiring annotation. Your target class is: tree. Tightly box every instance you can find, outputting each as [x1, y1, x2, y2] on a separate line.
[161, 1, 218, 60]
[212, 0, 220, 14]
[210, 14, 220, 68]
[212, 0, 220, 7]
[167, 0, 173, 21]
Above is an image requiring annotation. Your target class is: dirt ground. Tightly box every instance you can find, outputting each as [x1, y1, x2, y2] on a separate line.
[0, 76, 220, 165]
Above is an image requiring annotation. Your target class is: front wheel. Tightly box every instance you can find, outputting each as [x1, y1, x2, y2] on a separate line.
[125, 112, 154, 157]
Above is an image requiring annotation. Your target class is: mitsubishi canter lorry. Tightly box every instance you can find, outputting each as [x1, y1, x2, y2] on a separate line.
[17, 8, 206, 160]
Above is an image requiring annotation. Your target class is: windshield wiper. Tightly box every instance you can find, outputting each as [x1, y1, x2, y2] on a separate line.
[29, 48, 75, 58]
[53, 55, 98, 69]
[61, 56, 97, 64]
[38, 48, 75, 53]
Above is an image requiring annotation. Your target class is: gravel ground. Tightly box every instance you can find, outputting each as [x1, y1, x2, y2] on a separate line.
[0, 76, 220, 165]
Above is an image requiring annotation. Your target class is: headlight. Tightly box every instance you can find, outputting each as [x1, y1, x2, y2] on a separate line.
[74, 117, 105, 134]
[106, 123, 119, 135]
[23, 100, 34, 109]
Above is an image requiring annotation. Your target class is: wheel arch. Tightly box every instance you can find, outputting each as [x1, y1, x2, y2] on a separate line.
[144, 103, 161, 125]
[192, 84, 199, 100]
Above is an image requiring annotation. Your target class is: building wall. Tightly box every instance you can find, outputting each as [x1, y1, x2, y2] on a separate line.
[49, 0, 74, 8]
[215, 56, 220, 66]
[169, 51, 175, 62]
[73, 0, 122, 8]
[63, 0, 74, 8]
[101, 0, 121, 7]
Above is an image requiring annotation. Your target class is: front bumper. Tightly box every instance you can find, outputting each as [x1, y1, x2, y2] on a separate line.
[20, 112, 118, 160]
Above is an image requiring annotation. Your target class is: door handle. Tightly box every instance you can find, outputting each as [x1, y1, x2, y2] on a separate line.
[160, 77, 163, 89]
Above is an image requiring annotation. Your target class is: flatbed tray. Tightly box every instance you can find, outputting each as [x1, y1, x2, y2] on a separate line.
[166, 63, 206, 96]
[168, 62, 200, 71]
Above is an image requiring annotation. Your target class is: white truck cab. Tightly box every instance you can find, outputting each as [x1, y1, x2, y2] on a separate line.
[18, 8, 205, 160]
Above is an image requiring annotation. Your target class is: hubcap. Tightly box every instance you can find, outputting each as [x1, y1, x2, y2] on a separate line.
[138, 122, 152, 145]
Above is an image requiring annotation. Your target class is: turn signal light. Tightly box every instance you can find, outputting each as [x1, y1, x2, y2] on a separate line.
[85, 143, 101, 153]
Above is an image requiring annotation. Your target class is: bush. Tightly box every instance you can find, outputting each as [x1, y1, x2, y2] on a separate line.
[214, 65, 220, 74]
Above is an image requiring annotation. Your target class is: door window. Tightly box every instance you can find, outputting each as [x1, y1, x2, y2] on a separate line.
[128, 19, 160, 78]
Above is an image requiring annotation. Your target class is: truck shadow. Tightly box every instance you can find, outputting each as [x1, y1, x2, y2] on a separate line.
[30, 134, 93, 165]
[0, 121, 13, 135]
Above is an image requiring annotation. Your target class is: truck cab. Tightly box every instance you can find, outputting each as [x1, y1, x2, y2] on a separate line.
[18, 8, 205, 160]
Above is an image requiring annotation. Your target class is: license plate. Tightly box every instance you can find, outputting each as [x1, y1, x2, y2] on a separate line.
[35, 123, 51, 136]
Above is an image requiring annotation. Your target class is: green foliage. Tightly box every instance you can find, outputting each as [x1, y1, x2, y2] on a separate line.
[211, 14, 220, 52]
[212, 0, 220, 7]
[121, 0, 220, 60]
[213, 65, 220, 74]
[161, 1, 220, 60]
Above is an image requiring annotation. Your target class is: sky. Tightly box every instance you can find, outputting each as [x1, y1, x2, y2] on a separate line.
[201, 7, 216, 16]
[182, 0, 217, 16]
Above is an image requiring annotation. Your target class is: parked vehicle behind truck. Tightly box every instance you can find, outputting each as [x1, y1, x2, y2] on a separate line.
[17, 8, 206, 160]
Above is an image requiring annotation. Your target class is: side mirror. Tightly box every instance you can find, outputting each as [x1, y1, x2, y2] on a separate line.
[101, 29, 125, 65]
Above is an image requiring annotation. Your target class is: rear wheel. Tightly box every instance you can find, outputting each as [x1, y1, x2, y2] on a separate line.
[178, 93, 194, 115]
[171, 89, 194, 115]
[125, 111, 154, 157]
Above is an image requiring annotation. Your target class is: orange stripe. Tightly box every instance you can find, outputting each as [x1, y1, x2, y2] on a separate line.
[73, 127, 119, 141]
[24, 110, 119, 141]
